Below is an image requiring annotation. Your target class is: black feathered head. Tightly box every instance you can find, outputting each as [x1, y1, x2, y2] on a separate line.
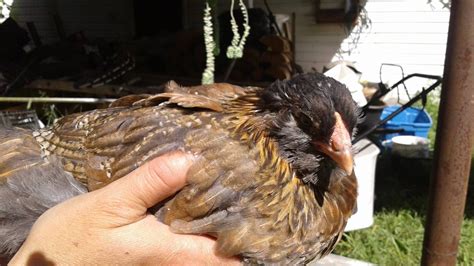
[259, 73, 360, 184]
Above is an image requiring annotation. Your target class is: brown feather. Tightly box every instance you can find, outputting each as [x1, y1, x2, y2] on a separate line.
[1, 78, 358, 264]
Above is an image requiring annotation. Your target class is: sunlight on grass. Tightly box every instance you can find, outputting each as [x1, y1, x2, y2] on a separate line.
[335, 90, 473, 265]
[335, 210, 424, 265]
[335, 210, 474, 265]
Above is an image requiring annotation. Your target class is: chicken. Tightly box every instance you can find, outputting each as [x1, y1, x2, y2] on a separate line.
[0, 73, 359, 264]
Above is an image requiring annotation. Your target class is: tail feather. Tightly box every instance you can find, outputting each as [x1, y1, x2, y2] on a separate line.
[0, 158, 86, 256]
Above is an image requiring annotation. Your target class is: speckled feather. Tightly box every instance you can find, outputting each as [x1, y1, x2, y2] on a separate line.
[0, 73, 358, 264]
[0, 129, 87, 256]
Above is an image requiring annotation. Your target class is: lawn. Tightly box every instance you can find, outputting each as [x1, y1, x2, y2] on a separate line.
[335, 91, 474, 265]
[335, 154, 474, 265]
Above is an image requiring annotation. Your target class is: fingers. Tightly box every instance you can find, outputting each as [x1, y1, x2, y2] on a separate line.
[104, 151, 194, 209]
[121, 215, 241, 265]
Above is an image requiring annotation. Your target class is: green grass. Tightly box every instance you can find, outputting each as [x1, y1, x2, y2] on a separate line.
[335, 174, 474, 265]
[335, 168, 474, 265]
[336, 210, 425, 265]
[334, 92, 474, 265]
[423, 88, 441, 149]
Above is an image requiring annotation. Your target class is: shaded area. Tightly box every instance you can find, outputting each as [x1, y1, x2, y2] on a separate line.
[335, 151, 474, 264]
[374, 152, 473, 218]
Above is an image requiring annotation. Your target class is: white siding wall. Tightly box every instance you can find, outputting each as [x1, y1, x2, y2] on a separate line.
[185, 0, 450, 83]
[337, 0, 449, 82]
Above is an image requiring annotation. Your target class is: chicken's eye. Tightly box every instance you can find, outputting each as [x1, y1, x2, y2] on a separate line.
[295, 112, 317, 134]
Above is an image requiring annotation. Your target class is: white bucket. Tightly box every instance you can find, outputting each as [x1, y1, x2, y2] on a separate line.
[392, 135, 430, 158]
[345, 139, 380, 231]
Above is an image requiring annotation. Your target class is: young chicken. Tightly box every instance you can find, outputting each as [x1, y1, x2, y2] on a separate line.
[0, 73, 360, 264]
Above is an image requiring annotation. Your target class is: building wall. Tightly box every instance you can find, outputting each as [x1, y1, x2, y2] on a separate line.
[10, 0, 134, 44]
[10, 0, 57, 44]
[10, 0, 450, 84]
[185, 0, 450, 83]
[337, 0, 449, 82]
[55, 0, 134, 41]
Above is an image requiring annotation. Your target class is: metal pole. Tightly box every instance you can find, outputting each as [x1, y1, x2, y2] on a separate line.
[421, 0, 474, 265]
[0, 97, 116, 104]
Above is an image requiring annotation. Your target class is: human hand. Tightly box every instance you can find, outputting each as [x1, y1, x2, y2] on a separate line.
[9, 152, 240, 265]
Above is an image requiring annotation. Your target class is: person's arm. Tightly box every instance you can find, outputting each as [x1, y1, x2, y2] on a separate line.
[10, 152, 239, 265]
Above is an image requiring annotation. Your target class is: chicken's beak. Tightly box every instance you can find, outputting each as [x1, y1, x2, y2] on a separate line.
[313, 112, 353, 175]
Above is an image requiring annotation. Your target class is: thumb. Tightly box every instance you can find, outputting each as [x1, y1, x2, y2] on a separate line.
[105, 151, 194, 210]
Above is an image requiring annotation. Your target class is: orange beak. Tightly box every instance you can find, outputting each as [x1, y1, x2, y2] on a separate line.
[313, 112, 354, 175]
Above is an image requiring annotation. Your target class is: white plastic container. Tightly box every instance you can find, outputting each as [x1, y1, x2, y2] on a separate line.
[391, 135, 430, 158]
[345, 139, 380, 231]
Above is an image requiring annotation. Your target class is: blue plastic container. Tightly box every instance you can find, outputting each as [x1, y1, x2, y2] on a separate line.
[379, 106, 433, 141]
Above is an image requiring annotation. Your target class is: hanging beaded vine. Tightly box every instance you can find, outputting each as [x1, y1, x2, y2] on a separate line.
[0, 0, 14, 23]
[202, 2, 216, 85]
[202, 0, 251, 84]
[226, 0, 250, 59]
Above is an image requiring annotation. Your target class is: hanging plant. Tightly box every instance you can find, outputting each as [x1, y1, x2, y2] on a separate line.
[202, 2, 216, 85]
[0, 0, 14, 23]
[427, 0, 451, 9]
[202, 0, 251, 84]
[226, 0, 250, 59]
[337, 5, 371, 58]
